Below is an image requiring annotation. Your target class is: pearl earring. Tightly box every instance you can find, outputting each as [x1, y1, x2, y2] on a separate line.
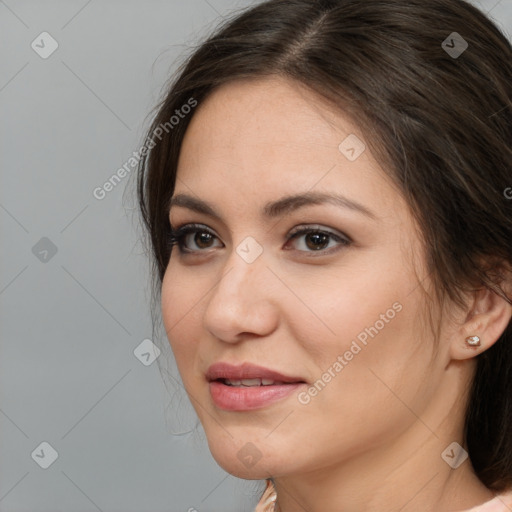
[466, 335, 481, 347]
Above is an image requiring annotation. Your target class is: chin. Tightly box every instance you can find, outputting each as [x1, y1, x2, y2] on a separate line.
[206, 438, 278, 480]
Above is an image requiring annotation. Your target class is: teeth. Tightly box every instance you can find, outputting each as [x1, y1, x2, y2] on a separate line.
[223, 378, 283, 386]
[241, 378, 262, 386]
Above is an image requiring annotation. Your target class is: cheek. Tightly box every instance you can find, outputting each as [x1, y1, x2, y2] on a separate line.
[161, 265, 203, 379]
[308, 305, 431, 433]
[297, 263, 431, 411]
[296, 256, 415, 362]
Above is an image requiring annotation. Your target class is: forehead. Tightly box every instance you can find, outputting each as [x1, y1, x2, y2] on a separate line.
[180, 77, 354, 162]
[174, 76, 403, 221]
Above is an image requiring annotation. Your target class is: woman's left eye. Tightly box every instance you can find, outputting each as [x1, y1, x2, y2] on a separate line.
[287, 226, 351, 254]
[168, 223, 351, 256]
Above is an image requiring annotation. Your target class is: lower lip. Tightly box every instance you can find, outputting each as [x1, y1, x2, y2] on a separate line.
[209, 381, 305, 411]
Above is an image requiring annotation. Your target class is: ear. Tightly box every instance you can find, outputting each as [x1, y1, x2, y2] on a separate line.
[450, 283, 512, 361]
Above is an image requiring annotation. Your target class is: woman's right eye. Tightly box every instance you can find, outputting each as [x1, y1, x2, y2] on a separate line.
[168, 224, 222, 254]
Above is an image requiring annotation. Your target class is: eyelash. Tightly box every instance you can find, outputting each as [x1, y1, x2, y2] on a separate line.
[167, 223, 352, 257]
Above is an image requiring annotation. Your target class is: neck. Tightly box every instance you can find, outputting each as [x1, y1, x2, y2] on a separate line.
[273, 441, 494, 512]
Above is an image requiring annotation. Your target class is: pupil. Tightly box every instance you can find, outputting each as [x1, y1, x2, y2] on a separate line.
[196, 232, 212, 248]
[306, 233, 329, 250]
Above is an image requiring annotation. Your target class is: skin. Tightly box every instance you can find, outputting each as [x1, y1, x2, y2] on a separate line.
[161, 76, 512, 511]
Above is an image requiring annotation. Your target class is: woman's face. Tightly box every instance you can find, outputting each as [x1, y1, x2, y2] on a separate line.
[161, 77, 455, 479]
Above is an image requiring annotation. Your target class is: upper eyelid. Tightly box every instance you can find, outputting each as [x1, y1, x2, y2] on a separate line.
[288, 224, 347, 237]
[170, 222, 346, 237]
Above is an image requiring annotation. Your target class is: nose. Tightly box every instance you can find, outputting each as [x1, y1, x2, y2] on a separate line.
[203, 246, 280, 343]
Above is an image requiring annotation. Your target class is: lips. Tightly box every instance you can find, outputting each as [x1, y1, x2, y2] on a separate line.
[206, 362, 307, 411]
[205, 362, 305, 384]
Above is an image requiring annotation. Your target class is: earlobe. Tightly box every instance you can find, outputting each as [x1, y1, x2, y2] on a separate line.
[450, 286, 512, 361]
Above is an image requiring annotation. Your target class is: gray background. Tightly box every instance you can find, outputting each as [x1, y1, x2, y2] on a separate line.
[1, 1, 511, 511]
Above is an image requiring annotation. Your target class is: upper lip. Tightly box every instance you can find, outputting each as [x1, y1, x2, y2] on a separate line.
[206, 362, 306, 383]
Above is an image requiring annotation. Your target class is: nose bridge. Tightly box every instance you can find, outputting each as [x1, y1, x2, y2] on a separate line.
[216, 236, 267, 300]
[203, 235, 278, 340]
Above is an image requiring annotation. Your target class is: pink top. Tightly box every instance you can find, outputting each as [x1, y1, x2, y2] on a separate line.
[254, 479, 512, 512]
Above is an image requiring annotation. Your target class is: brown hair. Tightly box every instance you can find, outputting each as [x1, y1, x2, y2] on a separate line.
[137, 0, 512, 491]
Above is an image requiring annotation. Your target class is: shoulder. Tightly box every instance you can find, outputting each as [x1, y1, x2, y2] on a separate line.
[463, 490, 512, 512]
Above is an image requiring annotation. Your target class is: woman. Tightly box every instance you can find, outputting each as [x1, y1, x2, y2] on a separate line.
[137, 0, 512, 510]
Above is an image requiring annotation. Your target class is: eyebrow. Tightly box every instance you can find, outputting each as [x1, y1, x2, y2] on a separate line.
[168, 191, 377, 221]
